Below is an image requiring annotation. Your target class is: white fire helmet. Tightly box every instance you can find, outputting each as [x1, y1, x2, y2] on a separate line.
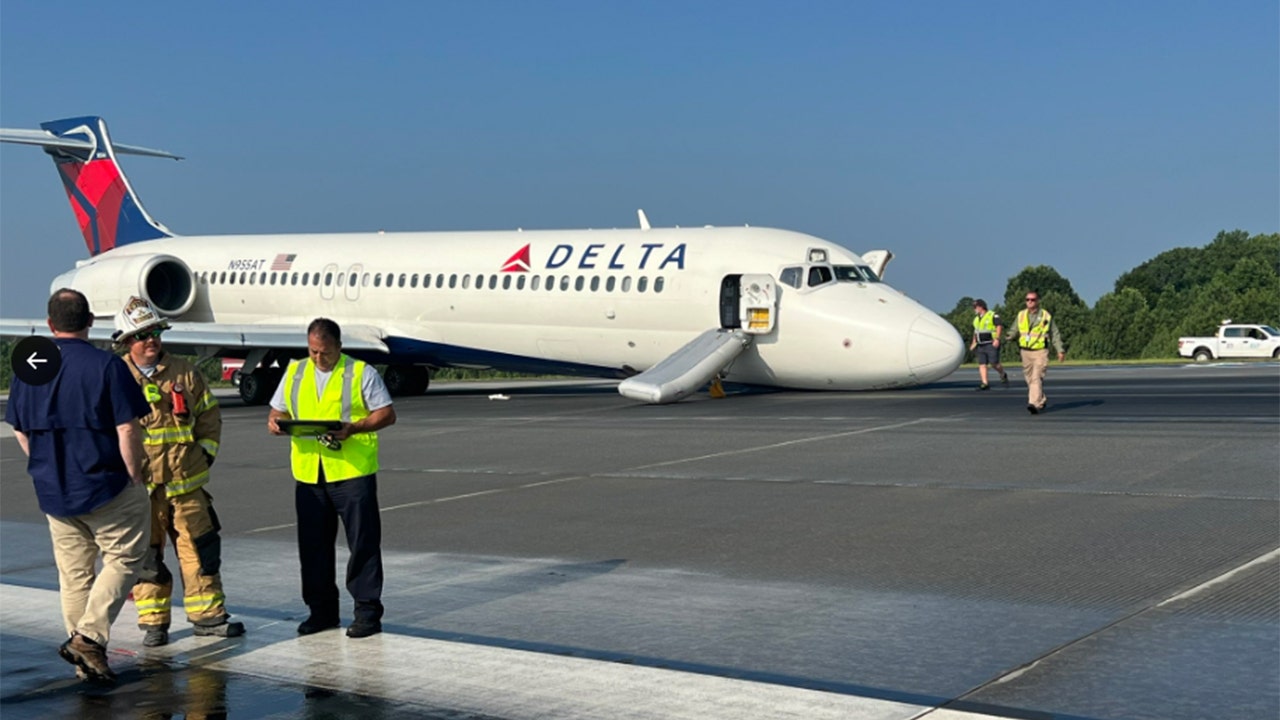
[113, 296, 171, 344]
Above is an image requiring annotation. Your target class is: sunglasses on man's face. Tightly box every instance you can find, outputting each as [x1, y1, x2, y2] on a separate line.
[1025, 297, 1039, 303]
[132, 329, 164, 342]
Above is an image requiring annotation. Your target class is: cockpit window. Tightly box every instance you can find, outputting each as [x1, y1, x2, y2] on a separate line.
[858, 265, 880, 282]
[779, 266, 803, 289]
[834, 265, 864, 282]
[807, 265, 834, 287]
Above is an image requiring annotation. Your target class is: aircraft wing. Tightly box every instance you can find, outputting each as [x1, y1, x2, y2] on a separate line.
[0, 320, 389, 356]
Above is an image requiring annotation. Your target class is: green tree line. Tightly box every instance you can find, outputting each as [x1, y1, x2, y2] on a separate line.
[944, 230, 1280, 361]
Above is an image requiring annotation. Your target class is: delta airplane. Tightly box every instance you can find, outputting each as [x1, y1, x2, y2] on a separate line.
[0, 116, 964, 404]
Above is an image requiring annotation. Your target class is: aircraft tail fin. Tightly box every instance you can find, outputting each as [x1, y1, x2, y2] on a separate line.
[0, 116, 181, 255]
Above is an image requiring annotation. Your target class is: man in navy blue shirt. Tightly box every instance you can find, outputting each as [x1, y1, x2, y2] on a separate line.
[5, 288, 151, 683]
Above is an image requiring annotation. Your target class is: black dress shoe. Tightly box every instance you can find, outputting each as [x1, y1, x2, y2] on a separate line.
[297, 616, 341, 635]
[1027, 404, 1039, 414]
[346, 620, 382, 638]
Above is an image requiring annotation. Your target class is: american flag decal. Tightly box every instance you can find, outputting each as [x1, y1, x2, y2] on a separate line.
[270, 253, 297, 271]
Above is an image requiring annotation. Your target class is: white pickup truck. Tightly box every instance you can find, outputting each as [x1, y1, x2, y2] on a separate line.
[1178, 324, 1280, 361]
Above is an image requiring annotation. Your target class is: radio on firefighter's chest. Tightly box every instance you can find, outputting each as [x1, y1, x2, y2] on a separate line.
[143, 379, 190, 416]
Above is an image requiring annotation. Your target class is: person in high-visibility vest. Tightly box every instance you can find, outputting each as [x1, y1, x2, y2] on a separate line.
[114, 296, 246, 647]
[267, 318, 397, 638]
[1006, 291, 1065, 414]
[969, 299, 1009, 391]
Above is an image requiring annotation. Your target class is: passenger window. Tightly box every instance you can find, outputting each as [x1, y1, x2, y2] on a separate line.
[503, 275, 512, 290]
[622, 277, 632, 292]
[463, 274, 472, 289]
[313, 273, 320, 286]
[575, 276, 585, 291]
[449, 274, 457, 289]
[654, 277, 665, 293]
[488, 275, 497, 289]
[590, 276, 600, 291]
[530, 275, 540, 290]
[301, 273, 308, 286]
[560, 276, 570, 291]
[779, 266, 803, 289]
[546, 275, 555, 291]
[400, 274, 407, 288]
[261, 272, 268, 285]
[638, 276, 648, 293]
[249, 273, 257, 285]
[374, 274, 381, 287]
[516, 275, 525, 290]
[324, 273, 332, 286]
[606, 276, 616, 292]
[475, 274, 484, 289]
[411, 274, 418, 288]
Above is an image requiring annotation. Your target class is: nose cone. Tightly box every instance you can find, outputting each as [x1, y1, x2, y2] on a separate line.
[908, 312, 965, 383]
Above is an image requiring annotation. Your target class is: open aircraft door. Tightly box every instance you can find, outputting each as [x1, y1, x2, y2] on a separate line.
[619, 273, 776, 404]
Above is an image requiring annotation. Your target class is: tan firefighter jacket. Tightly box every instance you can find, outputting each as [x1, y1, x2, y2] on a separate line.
[124, 352, 222, 497]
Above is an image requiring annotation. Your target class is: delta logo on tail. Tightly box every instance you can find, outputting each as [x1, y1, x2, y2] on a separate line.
[501, 243, 688, 272]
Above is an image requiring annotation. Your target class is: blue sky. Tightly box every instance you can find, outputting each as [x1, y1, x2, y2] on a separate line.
[2, 1, 1276, 317]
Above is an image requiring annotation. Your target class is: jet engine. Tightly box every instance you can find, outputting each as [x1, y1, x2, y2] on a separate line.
[50, 253, 197, 319]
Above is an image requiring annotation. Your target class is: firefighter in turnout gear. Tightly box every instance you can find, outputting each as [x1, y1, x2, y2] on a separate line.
[113, 297, 245, 646]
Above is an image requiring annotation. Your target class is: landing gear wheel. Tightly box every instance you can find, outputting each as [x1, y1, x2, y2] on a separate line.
[383, 365, 430, 396]
[239, 368, 283, 405]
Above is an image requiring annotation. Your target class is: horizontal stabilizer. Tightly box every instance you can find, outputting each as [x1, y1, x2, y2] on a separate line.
[618, 329, 751, 404]
[0, 127, 183, 160]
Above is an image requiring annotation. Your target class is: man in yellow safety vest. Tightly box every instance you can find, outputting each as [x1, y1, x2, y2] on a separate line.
[1006, 291, 1065, 414]
[969, 299, 1009, 391]
[267, 318, 397, 638]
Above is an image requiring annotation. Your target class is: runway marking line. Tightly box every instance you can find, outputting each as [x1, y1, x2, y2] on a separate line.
[243, 416, 963, 533]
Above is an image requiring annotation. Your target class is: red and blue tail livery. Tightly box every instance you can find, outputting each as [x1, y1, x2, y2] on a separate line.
[7, 116, 180, 255]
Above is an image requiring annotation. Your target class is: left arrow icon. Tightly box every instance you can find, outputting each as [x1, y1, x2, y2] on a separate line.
[12, 336, 62, 386]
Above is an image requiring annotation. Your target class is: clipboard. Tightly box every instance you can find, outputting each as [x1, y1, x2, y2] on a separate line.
[277, 419, 343, 436]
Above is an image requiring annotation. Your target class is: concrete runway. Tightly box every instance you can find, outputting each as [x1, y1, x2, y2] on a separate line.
[1, 363, 1277, 719]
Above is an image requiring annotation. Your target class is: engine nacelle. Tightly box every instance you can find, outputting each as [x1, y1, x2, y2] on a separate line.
[51, 253, 196, 319]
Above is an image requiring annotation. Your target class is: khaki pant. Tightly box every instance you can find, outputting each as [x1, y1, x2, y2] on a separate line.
[1021, 348, 1050, 408]
[133, 488, 228, 628]
[47, 483, 150, 647]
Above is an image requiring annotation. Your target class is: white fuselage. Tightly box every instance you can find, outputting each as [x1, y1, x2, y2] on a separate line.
[55, 226, 965, 389]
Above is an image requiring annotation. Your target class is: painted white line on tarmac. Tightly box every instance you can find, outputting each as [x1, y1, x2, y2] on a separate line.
[1156, 547, 1280, 608]
[627, 417, 951, 472]
[2, 583, 930, 720]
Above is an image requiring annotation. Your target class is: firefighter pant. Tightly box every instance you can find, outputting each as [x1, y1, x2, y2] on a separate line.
[134, 487, 229, 628]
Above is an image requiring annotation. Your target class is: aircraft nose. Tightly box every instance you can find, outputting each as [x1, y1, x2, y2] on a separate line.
[907, 312, 965, 382]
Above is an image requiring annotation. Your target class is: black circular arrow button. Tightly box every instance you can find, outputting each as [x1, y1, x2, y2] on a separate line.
[12, 336, 62, 386]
